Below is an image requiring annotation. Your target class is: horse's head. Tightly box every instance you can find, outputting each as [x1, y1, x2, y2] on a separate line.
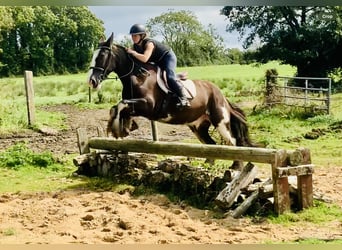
[87, 33, 115, 89]
[107, 102, 138, 138]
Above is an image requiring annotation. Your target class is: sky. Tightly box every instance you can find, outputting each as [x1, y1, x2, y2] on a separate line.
[88, 6, 243, 50]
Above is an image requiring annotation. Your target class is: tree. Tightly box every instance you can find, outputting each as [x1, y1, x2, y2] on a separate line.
[0, 6, 104, 76]
[221, 6, 342, 82]
[146, 9, 229, 67]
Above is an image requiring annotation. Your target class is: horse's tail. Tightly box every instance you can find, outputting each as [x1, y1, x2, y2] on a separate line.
[227, 100, 257, 147]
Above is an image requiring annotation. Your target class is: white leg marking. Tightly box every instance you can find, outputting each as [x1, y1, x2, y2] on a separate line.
[217, 106, 236, 146]
[113, 102, 129, 137]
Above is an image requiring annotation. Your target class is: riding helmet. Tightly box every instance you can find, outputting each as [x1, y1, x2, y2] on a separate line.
[129, 24, 146, 35]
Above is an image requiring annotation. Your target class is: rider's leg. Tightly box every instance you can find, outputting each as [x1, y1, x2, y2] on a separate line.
[162, 51, 190, 107]
[169, 78, 191, 107]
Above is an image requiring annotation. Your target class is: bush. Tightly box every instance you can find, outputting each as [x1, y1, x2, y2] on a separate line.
[0, 143, 55, 169]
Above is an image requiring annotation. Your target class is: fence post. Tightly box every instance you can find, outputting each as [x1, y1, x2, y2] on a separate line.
[271, 149, 291, 214]
[327, 78, 331, 114]
[284, 79, 288, 105]
[304, 79, 308, 106]
[24, 70, 35, 126]
[150, 121, 158, 141]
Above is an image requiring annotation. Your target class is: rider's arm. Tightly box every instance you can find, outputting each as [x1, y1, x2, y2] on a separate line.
[128, 42, 154, 63]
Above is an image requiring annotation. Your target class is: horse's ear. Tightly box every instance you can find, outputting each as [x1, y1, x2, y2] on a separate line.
[107, 32, 114, 46]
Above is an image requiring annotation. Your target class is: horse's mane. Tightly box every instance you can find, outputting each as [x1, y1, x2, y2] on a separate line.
[111, 44, 128, 56]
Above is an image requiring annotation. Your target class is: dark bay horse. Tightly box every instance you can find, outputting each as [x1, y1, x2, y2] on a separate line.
[87, 33, 254, 166]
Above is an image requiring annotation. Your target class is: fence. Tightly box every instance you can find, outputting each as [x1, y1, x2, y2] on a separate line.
[76, 128, 314, 215]
[265, 75, 331, 114]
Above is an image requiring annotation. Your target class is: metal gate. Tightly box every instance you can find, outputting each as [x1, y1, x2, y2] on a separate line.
[265, 75, 331, 114]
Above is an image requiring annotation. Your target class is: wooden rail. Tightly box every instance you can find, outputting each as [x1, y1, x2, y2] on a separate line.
[76, 128, 314, 215]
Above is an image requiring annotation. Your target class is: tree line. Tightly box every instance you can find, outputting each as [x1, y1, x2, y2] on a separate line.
[0, 6, 341, 89]
[0, 6, 104, 76]
[221, 6, 342, 88]
[0, 7, 249, 77]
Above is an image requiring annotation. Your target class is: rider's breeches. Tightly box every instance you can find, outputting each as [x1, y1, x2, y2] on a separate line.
[159, 50, 183, 94]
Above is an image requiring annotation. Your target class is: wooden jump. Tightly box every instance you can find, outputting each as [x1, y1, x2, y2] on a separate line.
[76, 128, 314, 215]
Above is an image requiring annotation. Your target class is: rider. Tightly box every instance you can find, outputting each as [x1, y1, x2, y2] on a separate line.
[126, 24, 190, 108]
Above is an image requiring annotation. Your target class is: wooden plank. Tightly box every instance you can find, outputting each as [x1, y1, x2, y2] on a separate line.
[231, 190, 259, 218]
[88, 138, 280, 164]
[76, 128, 90, 154]
[276, 164, 314, 177]
[215, 162, 257, 209]
[24, 70, 35, 126]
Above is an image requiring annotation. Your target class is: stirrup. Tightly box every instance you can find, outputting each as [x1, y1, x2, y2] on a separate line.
[176, 98, 190, 108]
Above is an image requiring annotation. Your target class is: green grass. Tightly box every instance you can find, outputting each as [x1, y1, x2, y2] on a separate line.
[179, 61, 296, 81]
[179, 61, 296, 103]
[0, 61, 294, 134]
[1, 228, 16, 237]
[244, 93, 342, 166]
[268, 201, 342, 225]
[0, 143, 81, 192]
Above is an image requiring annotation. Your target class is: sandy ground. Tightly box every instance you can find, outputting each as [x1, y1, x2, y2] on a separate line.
[0, 104, 341, 244]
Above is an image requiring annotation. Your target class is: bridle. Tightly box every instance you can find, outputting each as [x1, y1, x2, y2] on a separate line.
[89, 45, 135, 81]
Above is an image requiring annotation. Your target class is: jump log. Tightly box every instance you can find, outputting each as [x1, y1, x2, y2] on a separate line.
[76, 128, 314, 215]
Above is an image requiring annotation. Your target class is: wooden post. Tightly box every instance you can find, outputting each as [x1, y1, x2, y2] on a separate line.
[272, 149, 291, 214]
[296, 148, 313, 209]
[88, 87, 92, 103]
[24, 70, 35, 126]
[150, 121, 158, 141]
[297, 174, 313, 209]
[76, 128, 90, 154]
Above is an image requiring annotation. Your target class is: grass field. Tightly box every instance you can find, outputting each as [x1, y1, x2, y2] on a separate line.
[0, 61, 295, 133]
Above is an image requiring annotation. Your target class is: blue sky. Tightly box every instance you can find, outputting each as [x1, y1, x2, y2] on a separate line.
[88, 6, 243, 50]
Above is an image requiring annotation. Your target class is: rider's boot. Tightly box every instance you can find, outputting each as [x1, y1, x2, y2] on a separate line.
[175, 83, 190, 108]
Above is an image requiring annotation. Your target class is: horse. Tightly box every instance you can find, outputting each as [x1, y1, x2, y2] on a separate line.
[87, 33, 254, 168]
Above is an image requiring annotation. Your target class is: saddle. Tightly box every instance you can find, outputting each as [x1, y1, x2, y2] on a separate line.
[132, 62, 196, 99]
[155, 67, 196, 99]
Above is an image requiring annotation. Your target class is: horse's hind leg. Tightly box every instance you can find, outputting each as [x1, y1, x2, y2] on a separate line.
[216, 121, 244, 170]
[215, 107, 236, 146]
[189, 119, 215, 144]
